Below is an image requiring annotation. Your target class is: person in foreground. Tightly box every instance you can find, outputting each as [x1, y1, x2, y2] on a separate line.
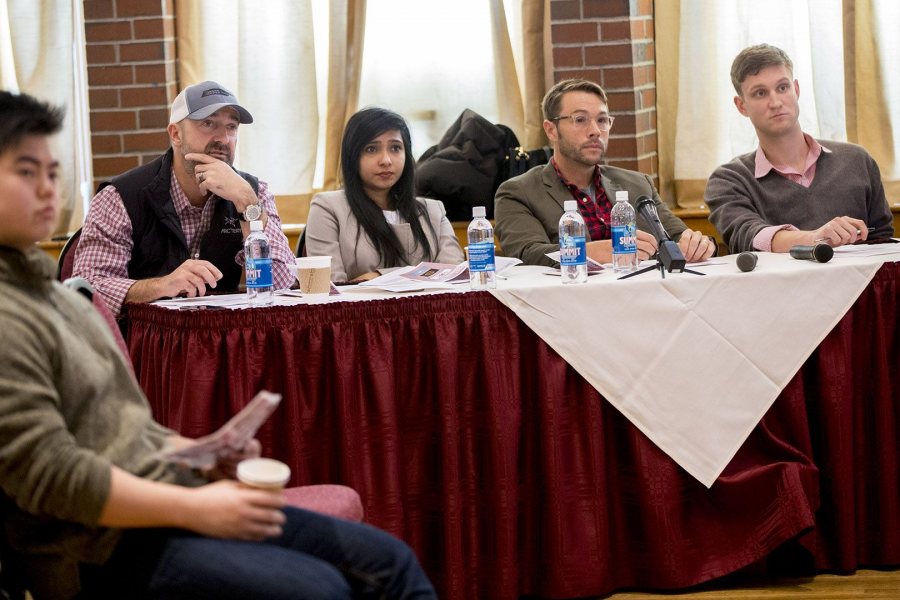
[494, 78, 715, 267]
[705, 43, 895, 253]
[305, 107, 464, 282]
[72, 80, 295, 316]
[0, 91, 436, 599]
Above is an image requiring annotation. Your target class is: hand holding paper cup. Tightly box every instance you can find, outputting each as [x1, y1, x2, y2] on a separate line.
[292, 256, 331, 295]
[236, 458, 291, 490]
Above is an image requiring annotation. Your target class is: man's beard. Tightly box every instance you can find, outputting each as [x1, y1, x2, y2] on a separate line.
[183, 141, 233, 175]
[557, 136, 605, 168]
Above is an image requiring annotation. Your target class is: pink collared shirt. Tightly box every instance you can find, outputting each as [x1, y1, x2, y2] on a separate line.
[73, 171, 295, 316]
[751, 134, 832, 251]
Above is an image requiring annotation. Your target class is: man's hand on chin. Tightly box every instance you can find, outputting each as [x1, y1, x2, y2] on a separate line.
[186, 152, 256, 211]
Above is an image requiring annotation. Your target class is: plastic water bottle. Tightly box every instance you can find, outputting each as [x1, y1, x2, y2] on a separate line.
[558, 200, 587, 284]
[245, 220, 274, 306]
[467, 206, 496, 290]
[611, 191, 638, 273]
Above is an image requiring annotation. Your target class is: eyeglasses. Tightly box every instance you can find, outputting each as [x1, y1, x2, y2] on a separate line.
[552, 113, 615, 131]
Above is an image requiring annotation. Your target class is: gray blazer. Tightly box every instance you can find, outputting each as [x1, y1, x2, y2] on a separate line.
[494, 162, 688, 266]
[306, 190, 465, 282]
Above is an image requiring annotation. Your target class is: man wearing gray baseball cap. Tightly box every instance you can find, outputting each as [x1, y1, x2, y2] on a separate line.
[73, 80, 294, 316]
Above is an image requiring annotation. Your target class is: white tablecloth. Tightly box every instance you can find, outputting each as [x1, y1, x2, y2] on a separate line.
[488, 251, 897, 487]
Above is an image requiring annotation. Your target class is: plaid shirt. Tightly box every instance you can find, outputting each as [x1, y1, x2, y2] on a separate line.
[551, 158, 611, 241]
[72, 170, 295, 316]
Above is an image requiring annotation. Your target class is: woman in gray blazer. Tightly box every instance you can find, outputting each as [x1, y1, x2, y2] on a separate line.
[306, 108, 464, 282]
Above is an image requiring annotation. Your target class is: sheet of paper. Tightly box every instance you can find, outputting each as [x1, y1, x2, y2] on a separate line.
[402, 262, 469, 282]
[161, 390, 282, 469]
[359, 258, 522, 292]
[153, 293, 250, 309]
[832, 243, 900, 258]
[358, 266, 459, 291]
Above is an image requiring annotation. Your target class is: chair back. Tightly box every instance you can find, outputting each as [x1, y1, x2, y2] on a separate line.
[62, 277, 132, 373]
[56, 227, 82, 281]
[0, 494, 26, 600]
[294, 225, 307, 257]
[0, 551, 26, 600]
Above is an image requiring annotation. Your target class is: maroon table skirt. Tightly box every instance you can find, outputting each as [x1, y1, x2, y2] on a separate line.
[126, 262, 900, 599]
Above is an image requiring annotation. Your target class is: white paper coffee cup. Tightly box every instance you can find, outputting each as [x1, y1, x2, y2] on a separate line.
[293, 256, 331, 295]
[236, 458, 291, 490]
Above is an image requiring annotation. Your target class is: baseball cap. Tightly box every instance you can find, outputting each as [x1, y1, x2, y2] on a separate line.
[169, 80, 253, 125]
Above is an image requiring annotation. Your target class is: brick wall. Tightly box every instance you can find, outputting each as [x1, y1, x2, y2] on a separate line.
[83, 0, 177, 190]
[549, 0, 657, 181]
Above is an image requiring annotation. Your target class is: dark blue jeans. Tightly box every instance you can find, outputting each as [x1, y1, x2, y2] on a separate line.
[81, 507, 436, 599]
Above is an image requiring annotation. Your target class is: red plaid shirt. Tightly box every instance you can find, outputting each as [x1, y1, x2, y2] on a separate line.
[551, 158, 611, 241]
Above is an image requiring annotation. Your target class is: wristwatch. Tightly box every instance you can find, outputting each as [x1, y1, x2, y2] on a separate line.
[241, 203, 262, 222]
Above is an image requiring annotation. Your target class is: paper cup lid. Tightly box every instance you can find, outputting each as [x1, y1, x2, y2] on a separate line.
[237, 458, 291, 487]
[295, 256, 331, 269]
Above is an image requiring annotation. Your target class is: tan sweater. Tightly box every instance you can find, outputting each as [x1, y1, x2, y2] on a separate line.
[0, 247, 201, 599]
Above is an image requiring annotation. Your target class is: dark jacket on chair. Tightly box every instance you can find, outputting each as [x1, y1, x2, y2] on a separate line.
[416, 109, 520, 220]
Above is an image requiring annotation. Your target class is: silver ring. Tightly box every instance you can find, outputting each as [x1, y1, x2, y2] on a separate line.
[198, 172, 205, 183]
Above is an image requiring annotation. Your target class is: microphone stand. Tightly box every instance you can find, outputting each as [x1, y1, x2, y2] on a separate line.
[618, 259, 666, 280]
[620, 197, 705, 280]
[617, 259, 705, 280]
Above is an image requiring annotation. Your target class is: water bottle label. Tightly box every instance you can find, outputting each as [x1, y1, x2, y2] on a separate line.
[559, 235, 587, 266]
[612, 225, 636, 254]
[468, 242, 496, 272]
[246, 257, 273, 288]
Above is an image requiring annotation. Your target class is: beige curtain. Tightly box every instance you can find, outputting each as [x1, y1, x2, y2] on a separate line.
[655, 0, 680, 206]
[521, 0, 552, 148]
[497, 0, 551, 149]
[490, 0, 525, 141]
[175, 0, 319, 197]
[322, 0, 366, 190]
[1, 0, 92, 236]
[847, 0, 899, 199]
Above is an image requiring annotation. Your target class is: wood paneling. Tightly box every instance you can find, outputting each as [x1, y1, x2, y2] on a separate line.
[609, 569, 900, 599]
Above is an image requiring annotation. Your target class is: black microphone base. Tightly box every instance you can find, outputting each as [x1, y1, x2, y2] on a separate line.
[658, 240, 686, 273]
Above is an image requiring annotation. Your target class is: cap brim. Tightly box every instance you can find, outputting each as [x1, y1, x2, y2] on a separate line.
[187, 102, 254, 124]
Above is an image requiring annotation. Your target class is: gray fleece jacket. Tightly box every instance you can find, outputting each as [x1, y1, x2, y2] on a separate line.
[0, 247, 200, 599]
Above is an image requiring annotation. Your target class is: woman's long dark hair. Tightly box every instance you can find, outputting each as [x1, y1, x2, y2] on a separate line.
[341, 107, 436, 268]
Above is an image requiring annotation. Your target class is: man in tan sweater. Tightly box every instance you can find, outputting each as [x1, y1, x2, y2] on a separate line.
[0, 91, 435, 600]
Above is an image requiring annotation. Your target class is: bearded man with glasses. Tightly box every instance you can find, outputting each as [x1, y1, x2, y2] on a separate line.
[495, 78, 715, 266]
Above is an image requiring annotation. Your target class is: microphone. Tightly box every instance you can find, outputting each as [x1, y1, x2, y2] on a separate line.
[736, 251, 757, 272]
[635, 195, 686, 273]
[789, 243, 834, 263]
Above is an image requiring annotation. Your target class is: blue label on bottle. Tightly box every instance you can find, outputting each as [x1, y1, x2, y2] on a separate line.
[246, 257, 273, 288]
[468, 242, 496, 272]
[559, 235, 587, 266]
[611, 225, 636, 254]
